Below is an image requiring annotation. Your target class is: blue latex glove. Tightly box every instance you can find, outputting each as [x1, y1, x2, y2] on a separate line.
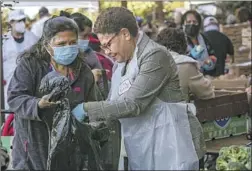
[190, 46, 205, 60]
[72, 103, 87, 122]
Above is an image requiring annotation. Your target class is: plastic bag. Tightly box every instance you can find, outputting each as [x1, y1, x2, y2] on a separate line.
[0, 144, 9, 171]
[39, 71, 107, 170]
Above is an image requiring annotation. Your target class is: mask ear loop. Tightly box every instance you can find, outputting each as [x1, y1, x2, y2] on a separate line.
[45, 43, 58, 71]
[45, 43, 55, 58]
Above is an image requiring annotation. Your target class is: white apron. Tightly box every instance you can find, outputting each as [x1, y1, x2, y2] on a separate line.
[109, 46, 199, 171]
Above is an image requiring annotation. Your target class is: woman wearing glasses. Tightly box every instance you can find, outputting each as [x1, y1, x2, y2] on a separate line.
[72, 7, 205, 170]
[7, 16, 102, 170]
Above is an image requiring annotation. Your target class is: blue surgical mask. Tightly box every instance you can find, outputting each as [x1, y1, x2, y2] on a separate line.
[51, 45, 79, 65]
[78, 39, 89, 52]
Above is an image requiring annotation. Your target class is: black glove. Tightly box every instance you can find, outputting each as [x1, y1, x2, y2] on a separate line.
[90, 122, 110, 142]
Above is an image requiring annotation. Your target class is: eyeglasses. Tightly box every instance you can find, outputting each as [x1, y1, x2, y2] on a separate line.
[100, 33, 118, 51]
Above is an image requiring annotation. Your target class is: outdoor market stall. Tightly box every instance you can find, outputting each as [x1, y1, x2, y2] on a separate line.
[0, 1, 251, 170]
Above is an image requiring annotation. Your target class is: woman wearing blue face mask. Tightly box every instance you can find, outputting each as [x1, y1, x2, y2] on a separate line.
[7, 16, 103, 170]
[67, 12, 109, 100]
[66, 12, 103, 71]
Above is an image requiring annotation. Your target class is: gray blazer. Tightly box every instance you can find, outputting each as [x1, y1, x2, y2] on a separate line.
[84, 33, 206, 159]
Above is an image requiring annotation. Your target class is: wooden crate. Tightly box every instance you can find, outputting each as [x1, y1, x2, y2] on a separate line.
[242, 27, 251, 47]
[211, 79, 248, 90]
[220, 23, 250, 58]
[194, 91, 249, 122]
[230, 62, 252, 76]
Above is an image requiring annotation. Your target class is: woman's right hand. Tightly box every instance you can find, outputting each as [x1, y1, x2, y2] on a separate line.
[38, 95, 60, 109]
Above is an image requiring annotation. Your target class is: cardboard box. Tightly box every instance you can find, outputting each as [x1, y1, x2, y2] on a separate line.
[202, 115, 248, 141]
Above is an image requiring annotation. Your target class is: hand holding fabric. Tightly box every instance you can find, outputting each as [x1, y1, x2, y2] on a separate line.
[38, 71, 70, 109]
[38, 95, 60, 109]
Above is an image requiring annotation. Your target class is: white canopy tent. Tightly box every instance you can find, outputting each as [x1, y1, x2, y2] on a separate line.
[2, 0, 99, 8]
[2, 0, 99, 18]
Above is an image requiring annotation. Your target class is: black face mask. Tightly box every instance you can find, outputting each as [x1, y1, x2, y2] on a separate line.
[13, 36, 24, 43]
[184, 24, 200, 37]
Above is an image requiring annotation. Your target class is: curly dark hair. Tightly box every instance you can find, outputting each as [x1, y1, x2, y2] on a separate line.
[94, 7, 138, 37]
[182, 10, 202, 26]
[156, 28, 187, 54]
[18, 16, 82, 69]
[237, 7, 252, 23]
[164, 20, 177, 28]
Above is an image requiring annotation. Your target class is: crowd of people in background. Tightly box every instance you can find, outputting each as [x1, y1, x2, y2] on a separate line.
[1, 5, 251, 171]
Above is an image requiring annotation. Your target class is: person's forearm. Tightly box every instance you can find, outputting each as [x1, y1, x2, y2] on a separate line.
[8, 95, 42, 121]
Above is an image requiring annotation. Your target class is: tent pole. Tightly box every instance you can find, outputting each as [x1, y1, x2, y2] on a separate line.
[0, 0, 4, 127]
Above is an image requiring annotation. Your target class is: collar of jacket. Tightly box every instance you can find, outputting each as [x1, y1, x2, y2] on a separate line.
[136, 32, 151, 58]
[170, 51, 197, 64]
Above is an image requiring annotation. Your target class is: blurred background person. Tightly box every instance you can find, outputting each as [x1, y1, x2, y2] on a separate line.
[181, 10, 217, 76]
[66, 12, 102, 70]
[174, 11, 183, 29]
[226, 13, 237, 25]
[236, 7, 252, 26]
[156, 19, 176, 35]
[203, 16, 234, 77]
[66, 12, 109, 99]
[142, 16, 158, 39]
[156, 27, 215, 100]
[31, 7, 50, 39]
[164, 19, 177, 28]
[136, 16, 143, 30]
[3, 9, 38, 111]
[88, 33, 114, 81]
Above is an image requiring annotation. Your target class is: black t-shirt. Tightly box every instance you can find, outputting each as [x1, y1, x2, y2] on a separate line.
[203, 30, 234, 76]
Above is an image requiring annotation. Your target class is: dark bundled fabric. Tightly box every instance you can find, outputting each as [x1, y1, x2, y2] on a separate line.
[39, 71, 106, 170]
[1, 140, 9, 171]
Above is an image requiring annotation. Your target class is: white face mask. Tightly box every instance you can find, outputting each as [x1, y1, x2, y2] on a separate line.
[14, 21, 26, 33]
